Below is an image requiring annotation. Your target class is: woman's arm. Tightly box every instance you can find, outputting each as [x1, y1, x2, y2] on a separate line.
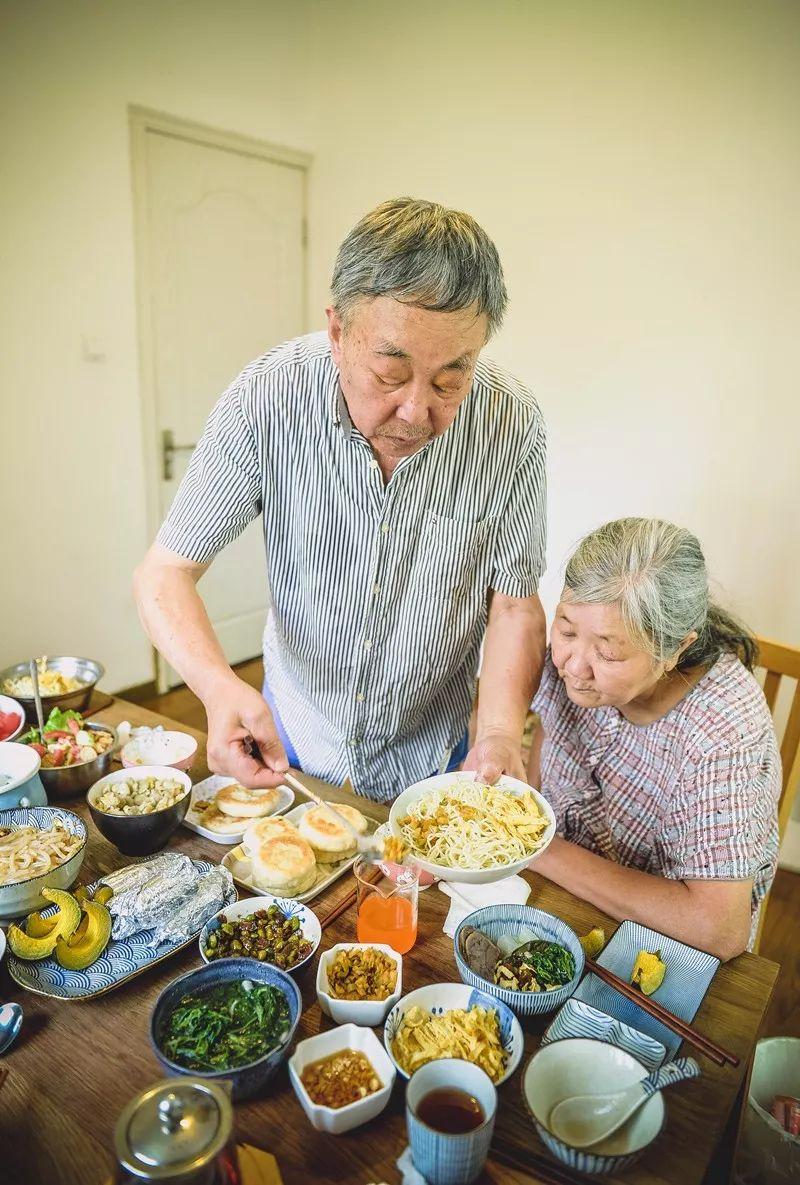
[533, 837, 753, 961]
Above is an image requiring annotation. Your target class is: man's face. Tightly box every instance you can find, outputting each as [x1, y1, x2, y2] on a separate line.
[326, 296, 488, 463]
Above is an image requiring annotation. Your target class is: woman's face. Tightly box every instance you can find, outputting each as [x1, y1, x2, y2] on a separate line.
[550, 596, 663, 709]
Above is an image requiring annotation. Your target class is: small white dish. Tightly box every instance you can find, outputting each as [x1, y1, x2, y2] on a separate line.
[183, 774, 295, 844]
[120, 730, 198, 771]
[384, 982, 523, 1087]
[522, 1037, 666, 1174]
[388, 772, 556, 885]
[289, 1023, 396, 1134]
[199, 896, 321, 973]
[316, 943, 403, 1026]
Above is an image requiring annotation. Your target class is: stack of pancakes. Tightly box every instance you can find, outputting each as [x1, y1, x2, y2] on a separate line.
[193, 783, 282, 834]
[243, 803, 369, 896]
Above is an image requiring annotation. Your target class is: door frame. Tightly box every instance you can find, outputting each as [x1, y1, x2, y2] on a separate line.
[129, 105, 311, 691]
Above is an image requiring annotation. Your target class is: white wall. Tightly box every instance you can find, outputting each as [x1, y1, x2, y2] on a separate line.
[2, 0, 799, 697]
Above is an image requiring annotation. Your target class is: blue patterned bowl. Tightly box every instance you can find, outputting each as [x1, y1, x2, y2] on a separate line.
[150, 957, 302, 1100]
[0, 805, 87, 917]
[454, 906, 584, 1017]
[522, 1038, 666, 1173]
[199, 895, 321, 973]
[384, 982, 524, 1086]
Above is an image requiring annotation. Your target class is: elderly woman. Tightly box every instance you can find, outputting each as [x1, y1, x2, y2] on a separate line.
[528, 518, 780, 960]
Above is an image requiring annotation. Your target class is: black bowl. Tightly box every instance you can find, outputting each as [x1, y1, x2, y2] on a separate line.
[86, 767, 191, 856]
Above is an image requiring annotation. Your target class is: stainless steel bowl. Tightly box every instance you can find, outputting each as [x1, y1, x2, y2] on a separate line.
[37, 723, 118, 801]
[0, 658, 104, 725]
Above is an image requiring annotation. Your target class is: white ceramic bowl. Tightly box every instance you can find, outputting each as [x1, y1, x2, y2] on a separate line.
[121, 730, 198, 771]
[199, 895, 321, 973]
[0, 805, 87, 917]
[0, 696, 25, 743]
[316, 943, 403, 1026]
[289, 1023, 396, 1134]
[388, 772, 556, 884]
[454, 905, 584, 1017]
[384, 982, 524, 1087]
[522, 1038, 666, 1174]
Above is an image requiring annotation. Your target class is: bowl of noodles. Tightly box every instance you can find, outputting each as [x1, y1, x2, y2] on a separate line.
[388, 772, 556, 885]
[0, 805, 87, 917]
[0, 657, 104, 725]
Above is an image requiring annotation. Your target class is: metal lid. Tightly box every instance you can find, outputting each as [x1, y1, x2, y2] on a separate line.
[114, 1078, 233, 1181]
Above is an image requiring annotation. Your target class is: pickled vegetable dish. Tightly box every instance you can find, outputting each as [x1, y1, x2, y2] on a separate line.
[203, 904, 313, 970]
[300, 1049, 382, 1109]
[160, 980, 291, 1071]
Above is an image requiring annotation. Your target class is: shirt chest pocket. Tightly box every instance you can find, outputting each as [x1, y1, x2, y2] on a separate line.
[418, 512, 496, 602]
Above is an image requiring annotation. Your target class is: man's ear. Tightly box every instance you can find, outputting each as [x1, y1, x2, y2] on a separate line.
[326, 306, 343, 364]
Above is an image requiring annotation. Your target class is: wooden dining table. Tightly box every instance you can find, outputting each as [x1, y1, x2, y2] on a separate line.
[1, 697, 779, 1185]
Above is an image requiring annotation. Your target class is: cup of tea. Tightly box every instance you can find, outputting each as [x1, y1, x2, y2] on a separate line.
[406, 1059, 497, 1185]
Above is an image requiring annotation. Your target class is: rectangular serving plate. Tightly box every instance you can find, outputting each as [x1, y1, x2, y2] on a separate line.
[221, 801, 379, 905]
[6, 859, 237, 1002]
[571, 919, 720, 1059]
[542, 997, 667, 1071]
[182, 775, 295, 844]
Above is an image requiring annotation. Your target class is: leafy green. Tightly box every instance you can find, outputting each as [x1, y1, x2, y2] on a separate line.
[43, 708, 83, 732]
[160, 981, 291, 1072]
[494, 940, 576, 992]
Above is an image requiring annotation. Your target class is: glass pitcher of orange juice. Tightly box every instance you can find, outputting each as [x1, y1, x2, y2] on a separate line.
[354, 858, 419, 954]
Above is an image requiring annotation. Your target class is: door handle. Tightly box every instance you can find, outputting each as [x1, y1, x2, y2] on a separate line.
[162, 429, 197, 480]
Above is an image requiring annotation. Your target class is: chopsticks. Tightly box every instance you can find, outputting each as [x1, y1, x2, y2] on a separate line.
[584, 958, 739, 1068]
[492, 1138, 590, 1185]
[318, 867, 383, 931]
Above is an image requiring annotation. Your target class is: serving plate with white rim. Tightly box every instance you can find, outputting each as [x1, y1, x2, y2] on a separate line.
[183, 774, 295, 844]
[199, 895, 321, 973]
[388, 771, 556, 885]
[221, 800, 379, 903]
[542, 998, 667, 1071]
[383, 982, 524, 1087]
[6, 859, 237, 1001]
[572, 920, 720, 1059]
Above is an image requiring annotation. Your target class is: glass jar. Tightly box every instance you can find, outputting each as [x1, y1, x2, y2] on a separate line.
[113, 1078, 240, 1185]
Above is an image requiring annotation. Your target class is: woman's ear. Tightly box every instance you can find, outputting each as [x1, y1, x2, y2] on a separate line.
[664, 631, 699, 672]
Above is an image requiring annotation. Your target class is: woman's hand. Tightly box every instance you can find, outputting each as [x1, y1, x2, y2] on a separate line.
[462, 729, 527, 784]
[204, 677, 289, 788]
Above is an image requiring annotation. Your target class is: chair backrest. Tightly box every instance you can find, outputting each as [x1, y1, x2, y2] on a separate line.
[756, 636, 800, 840]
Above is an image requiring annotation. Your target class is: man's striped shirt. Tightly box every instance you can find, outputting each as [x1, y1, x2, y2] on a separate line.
[158, 331, 547, 802]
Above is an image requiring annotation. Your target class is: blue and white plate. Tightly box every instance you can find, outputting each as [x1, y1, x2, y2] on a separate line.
[542, 998, 667, 1071]
[6, 859, 237, 1001]
[199, 895, 321, 973]
[572, 920, 720, 1059]
[384, 982, 523, 1086]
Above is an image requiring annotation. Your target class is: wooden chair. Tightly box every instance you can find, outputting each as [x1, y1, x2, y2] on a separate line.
[757, 636, 800, 842]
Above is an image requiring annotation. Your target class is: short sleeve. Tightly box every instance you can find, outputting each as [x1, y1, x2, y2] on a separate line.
[490, 415, 547, 598]
[156, 383, 262, 564]
[659, 744, 765, 882]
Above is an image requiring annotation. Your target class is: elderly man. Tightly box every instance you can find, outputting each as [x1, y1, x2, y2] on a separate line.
[134, 198, 547, 803]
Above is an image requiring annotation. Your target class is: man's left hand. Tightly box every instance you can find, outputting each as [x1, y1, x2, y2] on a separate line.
[462, 729, 527, 784]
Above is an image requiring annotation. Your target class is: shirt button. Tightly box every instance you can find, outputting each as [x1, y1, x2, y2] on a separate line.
[363, 639, 373, 650]
[381, 523, 390, 534]
[370, 460, 379, 470]
[356, 692, 365, 702]
[348, 737, 359, 747]
[373, 583, 381, 596]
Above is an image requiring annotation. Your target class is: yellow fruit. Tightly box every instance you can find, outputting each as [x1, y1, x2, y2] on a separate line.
[26, 911, 59, 939]
[9, 889, 82, 960]
[94, 885, 113, 906]
[55, 901, 112, 971]
[74, 886, 90, 905]
[631, 948, 667, 996]
[579, 927, 606, 960]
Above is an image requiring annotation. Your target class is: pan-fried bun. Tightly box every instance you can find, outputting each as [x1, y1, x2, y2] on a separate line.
[251, 832, 317, 896]
[216, 783, 280, 818]
[297, 803, 368, 864]
[242, 815, 296, 858]
[199, 803, 252, 834]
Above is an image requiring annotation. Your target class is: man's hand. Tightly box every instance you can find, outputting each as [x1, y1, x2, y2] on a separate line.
[204, 677, 289, 789]
[462, 729, 527, 785]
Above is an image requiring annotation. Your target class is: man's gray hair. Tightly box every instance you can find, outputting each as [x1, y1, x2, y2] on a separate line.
[564, 517, 757, 671]
[331, 198, 508, 336]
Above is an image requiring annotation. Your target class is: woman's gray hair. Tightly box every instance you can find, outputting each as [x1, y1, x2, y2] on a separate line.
[331, 198, 508, 337]
[564, 518, 758, 671]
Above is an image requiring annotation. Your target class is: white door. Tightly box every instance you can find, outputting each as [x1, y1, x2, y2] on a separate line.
[134, 114, 308, 688]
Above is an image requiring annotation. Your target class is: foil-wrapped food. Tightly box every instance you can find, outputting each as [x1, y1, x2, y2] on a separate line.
[103, 853, 234, 945]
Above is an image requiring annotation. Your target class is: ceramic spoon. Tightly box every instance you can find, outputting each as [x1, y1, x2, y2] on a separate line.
[0, 1003, 23, 1056]
[549, 1056, 700, 1148]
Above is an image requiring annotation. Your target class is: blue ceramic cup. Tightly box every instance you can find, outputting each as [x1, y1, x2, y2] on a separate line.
[406, 1059, 497, 1185]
